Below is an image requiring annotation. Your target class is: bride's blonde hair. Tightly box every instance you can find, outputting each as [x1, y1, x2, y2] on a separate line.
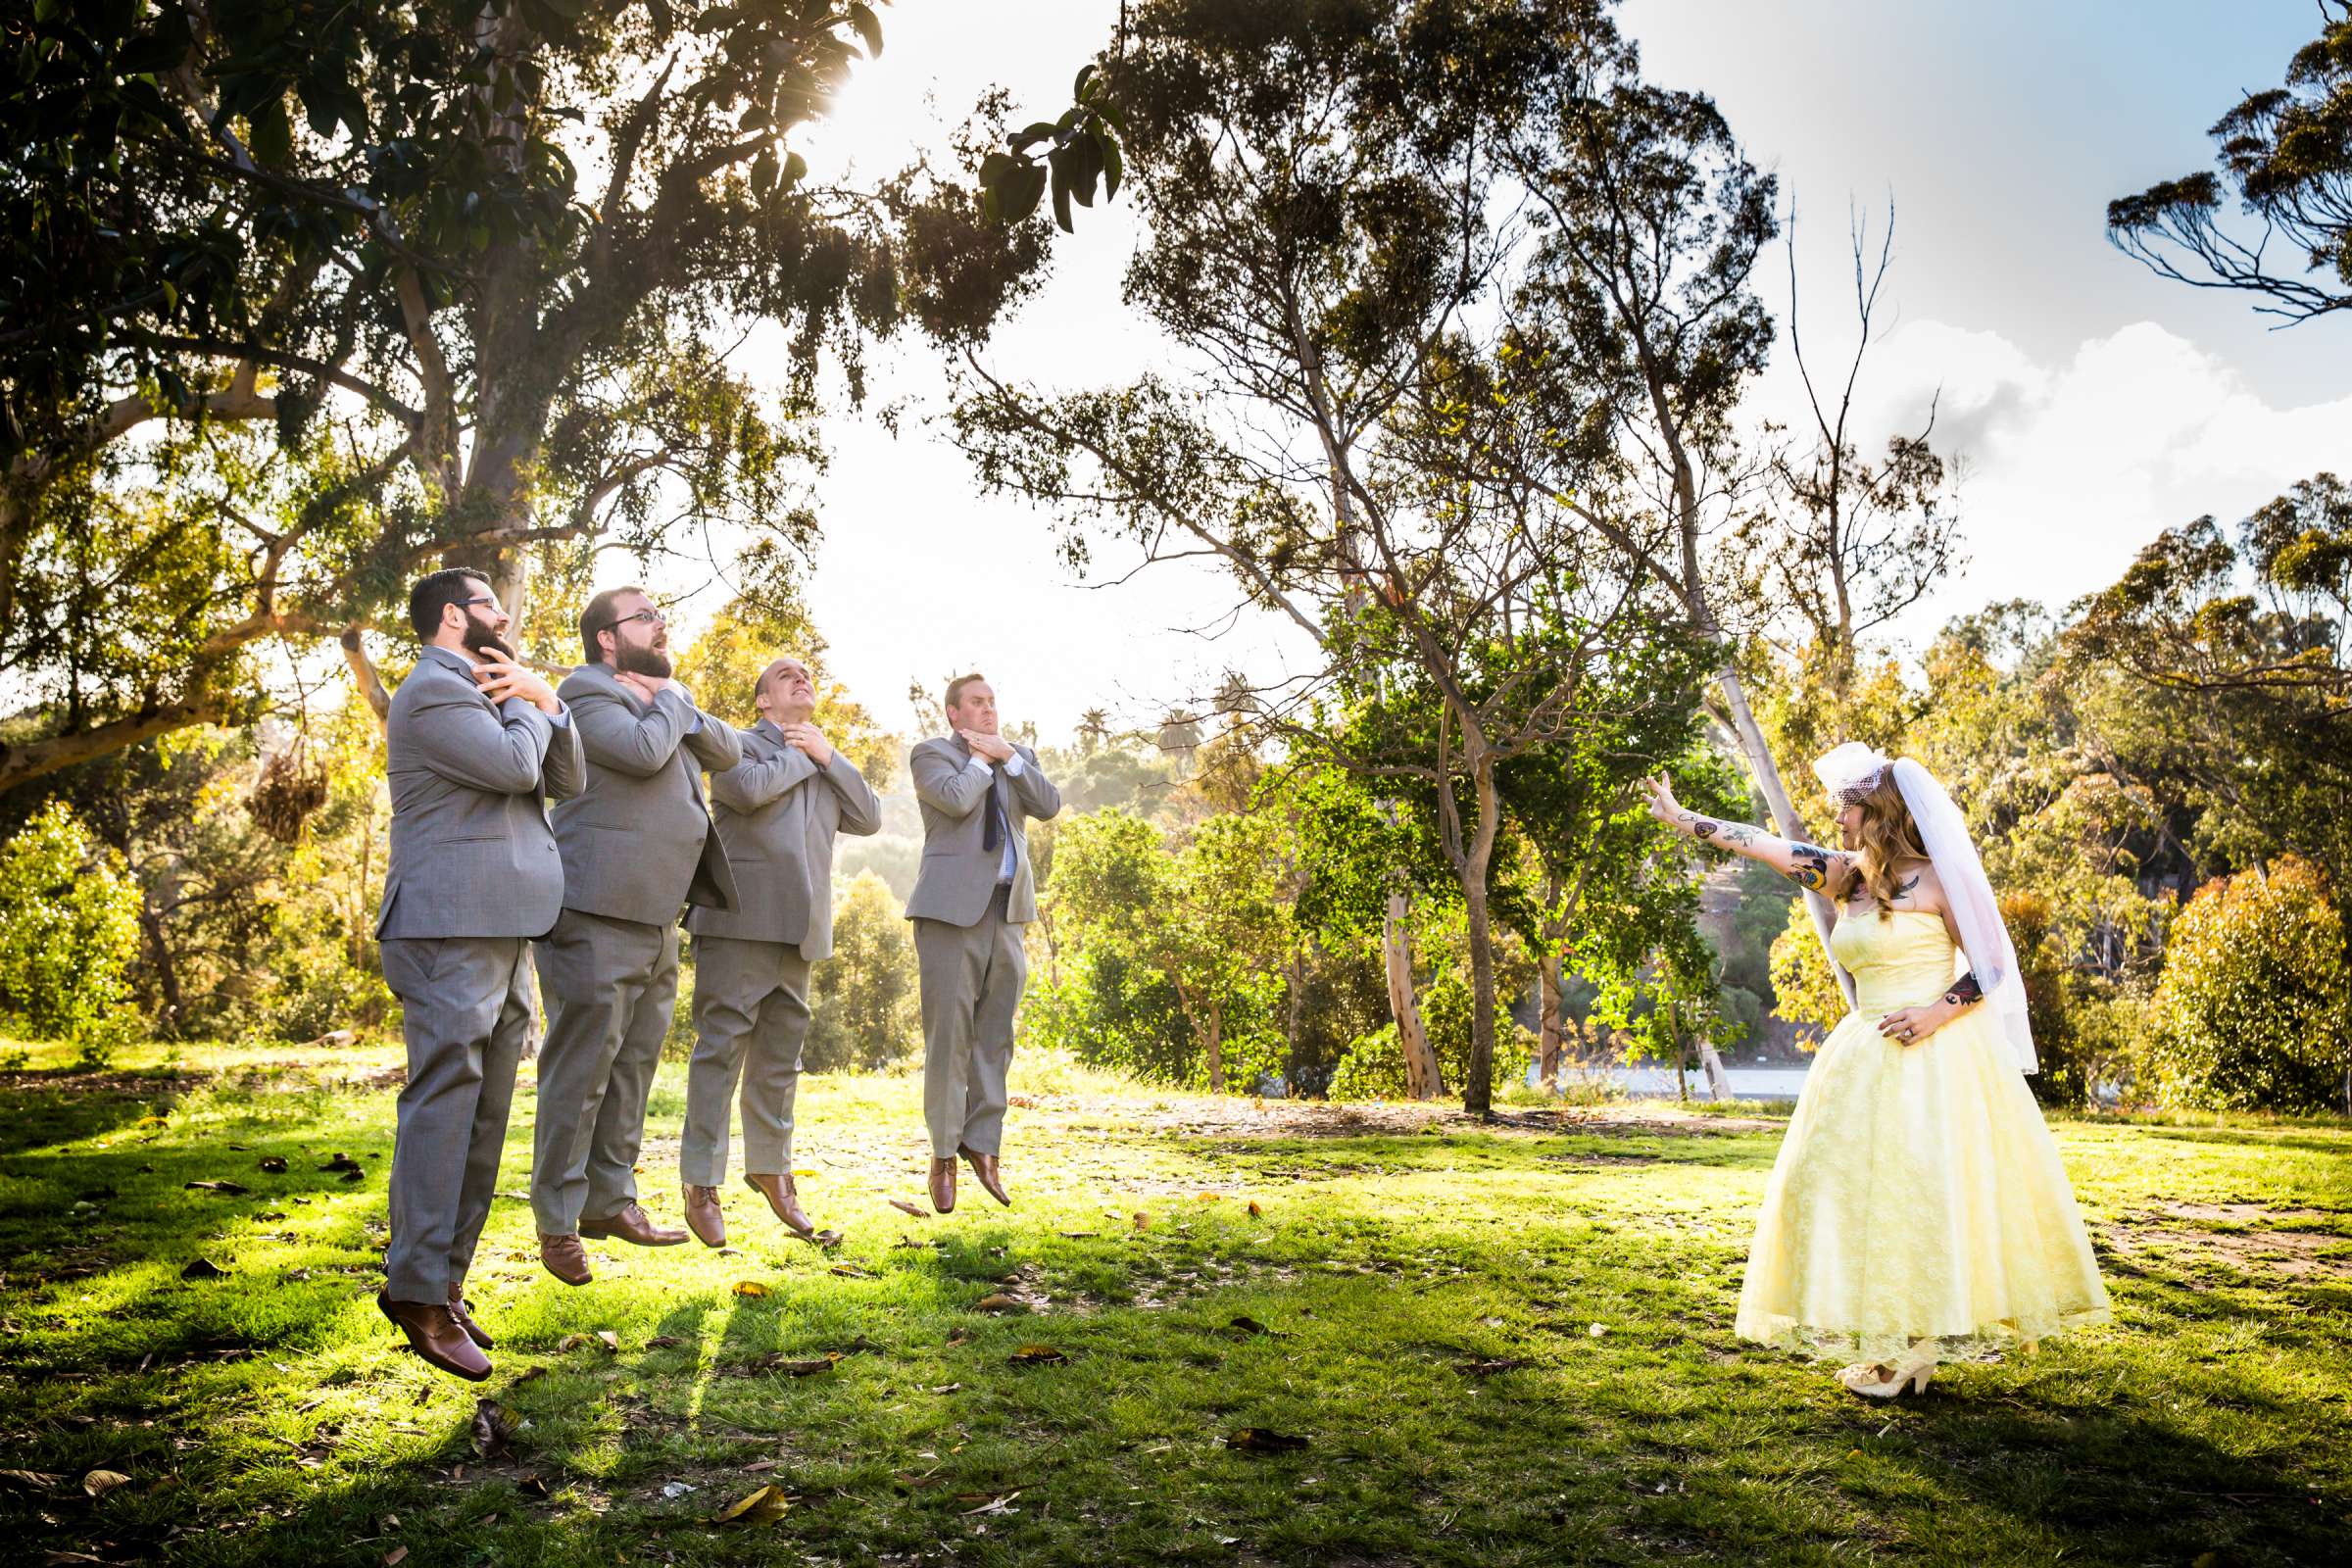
[1842, 771, 1931, 918]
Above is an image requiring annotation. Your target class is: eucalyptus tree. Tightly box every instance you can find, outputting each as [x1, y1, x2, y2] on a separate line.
[2107, 1, 2351, 324]
[951, 0, 1752, 1111]
[0, 0, 1114, 790]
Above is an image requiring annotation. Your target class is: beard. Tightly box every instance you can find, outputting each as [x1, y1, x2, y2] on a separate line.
[461, 612, 514, 662]
[615, 638, 672, 679]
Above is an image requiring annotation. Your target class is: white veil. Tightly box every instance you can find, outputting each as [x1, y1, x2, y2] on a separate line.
[1810, 744, 2038, 1075]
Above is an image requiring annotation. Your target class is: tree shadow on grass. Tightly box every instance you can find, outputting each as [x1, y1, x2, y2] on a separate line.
[1876, 1391, 2336, 1566]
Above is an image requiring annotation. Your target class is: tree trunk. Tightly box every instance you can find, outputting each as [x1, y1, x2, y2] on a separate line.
[1539, 955, 1564, 1090]
[1461, 874, 1498, 1116]
[137, 902, 184, 1037]
[1712, 663, 1854, 1007]
[1205, 996, 1224, 1095]
[1385, 891, 1443, 1099]
[340, 627, 391, 728]
[1695, 1035, 1733, 1102]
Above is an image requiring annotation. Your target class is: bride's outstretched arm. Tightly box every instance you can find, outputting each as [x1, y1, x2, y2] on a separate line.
[1637, 775, 1856, 897]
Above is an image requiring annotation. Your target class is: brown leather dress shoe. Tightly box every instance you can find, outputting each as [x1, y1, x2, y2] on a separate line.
[928, 1155, 956, 1214]
[959, 1145, 1011, 1207]
[378, 1290, 492, 1381]
[579, 1201, 688, 1247]
[743, 1172, 816, 1239]
[683, 1184, 725, 1249]
[539, 1232, 592, 1286]
[447, 1284, 493, 1350]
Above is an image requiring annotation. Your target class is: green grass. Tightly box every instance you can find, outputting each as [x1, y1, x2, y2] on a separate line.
[2, 1038, 2347, 1567]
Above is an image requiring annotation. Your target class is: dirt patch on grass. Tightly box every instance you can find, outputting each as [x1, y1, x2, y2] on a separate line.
[2101, 1200, 2352, 1280]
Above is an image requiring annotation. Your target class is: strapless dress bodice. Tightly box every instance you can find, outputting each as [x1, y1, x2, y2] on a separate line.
[1829, 908, 1961, 1013]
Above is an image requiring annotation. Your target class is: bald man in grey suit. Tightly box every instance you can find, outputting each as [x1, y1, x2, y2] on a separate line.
[680, 655, 881, 1246]
[530, 585, 743, 1286]
[906, 673, 1060, 1213]
[375, 568, 582, 1381]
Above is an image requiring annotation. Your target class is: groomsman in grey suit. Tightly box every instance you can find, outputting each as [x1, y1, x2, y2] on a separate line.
[680, 655, 881, 1245]
[906, 673, 1060, 1213]
[376, 568, 582, 1380]
[530, 585, 742, 1285]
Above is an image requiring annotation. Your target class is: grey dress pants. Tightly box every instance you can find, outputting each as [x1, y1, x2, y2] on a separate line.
[914, 885, 1025, 1159]
[680, 935, 813, 1184]
[530, 907, 677, 1234]
[381, 935, 532, 1303]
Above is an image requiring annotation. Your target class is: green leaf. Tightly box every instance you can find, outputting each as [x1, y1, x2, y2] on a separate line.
[1074, 63, 1097, 102]
[1013, 121, 1059, 150]
[1050, 155, 1073, 233]
[248, 97, 292, 166]
[1005, 161, 1047, 222]
[1101, 130, 1123, 202]
[846, 1, 882, 58]
[783, 149, 808, 187]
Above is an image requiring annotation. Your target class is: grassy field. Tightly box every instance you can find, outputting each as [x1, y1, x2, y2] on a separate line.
[1, 1038, 2346, 1567]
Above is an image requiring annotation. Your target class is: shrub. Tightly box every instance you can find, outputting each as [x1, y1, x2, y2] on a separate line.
[1767, 896, 1845, 1041]
[0, 802, 142, 1047]
[806, 871, 922, 1072]
[2150, 857, 2351, 1114]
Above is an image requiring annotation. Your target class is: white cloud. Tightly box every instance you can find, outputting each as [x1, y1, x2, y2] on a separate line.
[1824, 318, 2351, 636]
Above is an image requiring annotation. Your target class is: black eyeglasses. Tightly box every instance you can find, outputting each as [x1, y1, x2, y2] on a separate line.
[454, 595, 501, 612]
[596, 608, 666, 631]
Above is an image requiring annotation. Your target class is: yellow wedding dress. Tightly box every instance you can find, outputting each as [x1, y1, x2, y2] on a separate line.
[1736, 909, 2111, 1361]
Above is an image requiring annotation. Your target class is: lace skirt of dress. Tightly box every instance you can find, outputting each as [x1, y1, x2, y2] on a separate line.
[1734, 1002, 2112, 1363]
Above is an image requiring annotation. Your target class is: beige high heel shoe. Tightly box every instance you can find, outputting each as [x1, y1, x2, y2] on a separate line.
[1836, 1345, 1936, 1398]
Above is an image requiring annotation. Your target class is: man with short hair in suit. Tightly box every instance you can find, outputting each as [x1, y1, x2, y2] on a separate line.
[376, 567, 582, 1380]
[680, 655, 881, 1245]
[906, 673, 1060, 1213]
[530, 585, 742, 1285]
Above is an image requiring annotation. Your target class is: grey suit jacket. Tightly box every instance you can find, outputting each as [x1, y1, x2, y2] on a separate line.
[375, 645, 585, 940]
[905, 736, 1060, 927]
[685, 720, 883, 959]
[548, 663, 743, 927]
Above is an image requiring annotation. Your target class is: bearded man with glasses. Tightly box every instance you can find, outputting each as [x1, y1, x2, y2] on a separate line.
[374, 568, 582, 1380]
[528, 585, 743, 1286]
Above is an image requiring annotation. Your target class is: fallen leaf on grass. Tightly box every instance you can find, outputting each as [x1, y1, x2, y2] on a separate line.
[1194, 1192, 1223, 1202]
[319, 1153, 364, 1176]
[595, 1330, 619, 1352]
[516, 1475, 550, 1498]
[1588, 1323, 1607, 1338]
[887, 1200, 927, 1218]
[731, 1281, 770, 1298]
[1228, 1315, 1287, 1339]
[1007, 1345, 1067, 1366]
[183, 1180, 250, 1196]
[1457, 1357, 1532, 1376]
[944, 1329, 971, 1348]
[747, 1353, 840, 1378]
[926, 1383, 961, 1395]
[258, 1157, 288, 1174]
[1247, 1200, 1264, 1217]
[0, 1469, 59, 1493]
[957, 1490, 1020, 1516]
[1132, 1211, 1152, 1231]
[469, 1400, 516, 1461]
[180, 1258, 228, 1280]
[893, 1470, 945, 1491]
[645, 1335, 683, 1349]
[1226, 1428, 1309, 1453]
[43, 1554, 109, 1566]
[828, 1263, 876, 1279]
[710, 1483, 792, 1525]
[1056, 1231, 1099, 1240]
[382, 1548, 409, 1567]
[81, 1468, 131, 1497]
[510, 1366, 547, 1387]
[972, 1294, 1026, 1314]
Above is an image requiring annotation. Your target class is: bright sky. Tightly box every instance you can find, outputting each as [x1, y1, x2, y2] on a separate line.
[684, 0, 2350, 742]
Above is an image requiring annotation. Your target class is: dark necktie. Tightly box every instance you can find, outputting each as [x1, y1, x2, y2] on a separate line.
[982, 768, 1006, 854]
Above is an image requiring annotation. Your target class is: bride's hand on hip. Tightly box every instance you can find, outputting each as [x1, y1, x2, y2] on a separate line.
[1878, 1003, 1949, 1046]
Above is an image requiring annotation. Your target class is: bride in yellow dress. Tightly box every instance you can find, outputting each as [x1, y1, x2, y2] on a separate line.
[1639, 743, 2110, 1397]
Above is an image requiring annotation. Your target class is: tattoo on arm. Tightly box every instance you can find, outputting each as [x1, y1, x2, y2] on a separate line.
[1785, 842, 1835, 891]
[1942, 971, 1984, 1009]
